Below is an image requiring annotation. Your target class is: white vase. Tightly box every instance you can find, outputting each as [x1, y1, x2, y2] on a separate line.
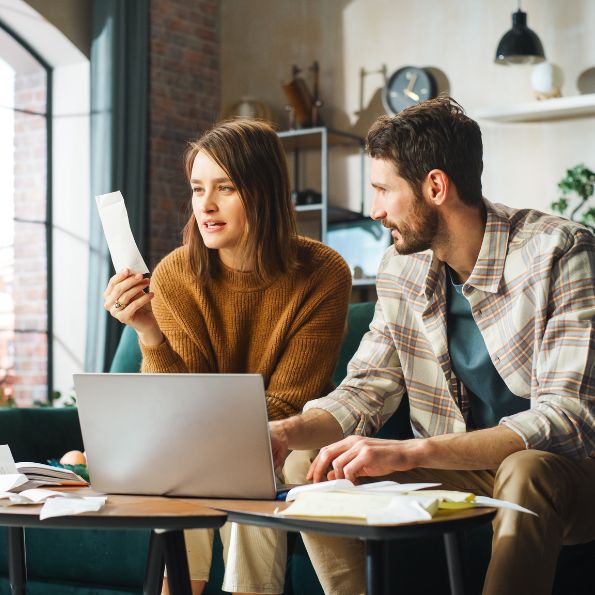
[531, 62, 564, 100]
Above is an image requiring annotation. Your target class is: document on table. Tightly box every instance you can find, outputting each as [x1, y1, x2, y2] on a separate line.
[0, 444, 18, 474]
[39, 496, 107, 520]
[285, 479, 441, 501]
[277, 480, 537, 524]
[0, 486, 107, 518]
[0, 445, 107, 518]
[0, 474, 29, 492]
[277, 491, 439, 523]
[96, 190, 150, 274]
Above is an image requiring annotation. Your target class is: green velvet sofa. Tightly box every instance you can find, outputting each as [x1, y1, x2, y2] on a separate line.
[0, 301, 593, 594]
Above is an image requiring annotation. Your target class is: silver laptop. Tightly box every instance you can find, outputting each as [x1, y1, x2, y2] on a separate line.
[73, 373, 278, 499]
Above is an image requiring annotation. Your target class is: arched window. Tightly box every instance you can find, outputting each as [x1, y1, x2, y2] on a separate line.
[0, 22, 51, 406]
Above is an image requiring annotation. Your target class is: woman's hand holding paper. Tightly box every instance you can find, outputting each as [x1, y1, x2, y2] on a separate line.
[103, 269, 164, 347]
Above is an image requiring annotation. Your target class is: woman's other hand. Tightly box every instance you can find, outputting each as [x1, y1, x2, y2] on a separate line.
[103, 269, 164, 347]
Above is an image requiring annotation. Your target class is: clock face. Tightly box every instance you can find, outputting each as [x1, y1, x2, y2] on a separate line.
[382, 66, 437, 114]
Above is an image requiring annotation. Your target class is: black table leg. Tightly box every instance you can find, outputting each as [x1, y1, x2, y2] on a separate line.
[161, 529, 192, 595]
[365, 539, 390, 595]
[143, 530, 165, 595]
[8, 527, 26, 595]
[444, 531, 465, 595]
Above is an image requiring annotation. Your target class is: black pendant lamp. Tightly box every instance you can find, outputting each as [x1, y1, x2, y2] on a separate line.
[495, 1, 545, 65]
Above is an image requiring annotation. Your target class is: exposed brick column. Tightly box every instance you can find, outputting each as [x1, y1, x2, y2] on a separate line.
[11, 70, 48, 406]
[147, 0, 220, 268]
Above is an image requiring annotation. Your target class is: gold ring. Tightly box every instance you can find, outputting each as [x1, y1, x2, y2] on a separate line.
[114, 301, 124, 309]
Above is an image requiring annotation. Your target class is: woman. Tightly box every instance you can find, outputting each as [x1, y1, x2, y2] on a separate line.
[103, 119, 351, 595]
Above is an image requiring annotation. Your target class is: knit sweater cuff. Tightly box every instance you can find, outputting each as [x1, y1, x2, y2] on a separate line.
[140, 339, 186, 373]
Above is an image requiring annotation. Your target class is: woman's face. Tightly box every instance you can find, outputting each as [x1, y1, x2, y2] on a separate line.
[191, 151, 248, 269]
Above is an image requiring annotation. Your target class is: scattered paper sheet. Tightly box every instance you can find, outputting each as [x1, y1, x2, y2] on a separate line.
[280, 491, 396, 520]
[96, 191, 149, 274]
[286, 479, 441, 501]
[278, 487, 537, 524]
[0, 445, 18, 474]
[40, 496, 107, 520]
[357, 481, 442, 493]
[0, 488, 70, 506]
[406, 489, 476, 510]
[0, 474, 29, 492]
[0, 444, 108, 519]
[473, 495, 538, 516]
[278, 491, 441, 523]
[367, 496, 435, 524]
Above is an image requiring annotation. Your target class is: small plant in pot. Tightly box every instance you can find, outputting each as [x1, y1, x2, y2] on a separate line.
[551, 164, 595, 232]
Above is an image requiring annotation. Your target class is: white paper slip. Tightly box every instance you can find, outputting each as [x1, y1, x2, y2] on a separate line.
[286, 479, 442, 501]
[0, 445, 18, 474]
[16, 488, 70, 503]
[279, 491, 395, 520]
[40, 496, 107, 520]
[278, 491, 440, 524]
[96, 191, 149, 274]
[0, 488, 70, 506]
[0, 474, 29, 492]
[0, 492, 36, 506]
[366, 497, 435, 524]
[286, 479, 354, 501]
[357, 482, 442, 493]
[473, 495, 538, 516]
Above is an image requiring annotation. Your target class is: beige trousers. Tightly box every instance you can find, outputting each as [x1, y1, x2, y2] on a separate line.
[184, 449, 317, 594]
[302, 450, 595, 595]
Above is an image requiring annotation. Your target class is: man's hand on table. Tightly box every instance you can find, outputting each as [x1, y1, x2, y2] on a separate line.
[305, 425, 527, 484]
[307, 435, 424, 483]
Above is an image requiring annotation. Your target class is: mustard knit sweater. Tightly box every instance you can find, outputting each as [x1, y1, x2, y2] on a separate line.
[141, 237, 352, 420]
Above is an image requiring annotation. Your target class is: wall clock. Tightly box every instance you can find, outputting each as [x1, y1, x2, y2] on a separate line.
[382, 66, 438, 114]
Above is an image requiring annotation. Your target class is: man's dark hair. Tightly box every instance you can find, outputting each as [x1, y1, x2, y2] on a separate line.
[366, 96, 483, 206]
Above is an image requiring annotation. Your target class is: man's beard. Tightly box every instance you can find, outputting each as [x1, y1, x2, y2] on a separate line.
[385, 198, 440, 255]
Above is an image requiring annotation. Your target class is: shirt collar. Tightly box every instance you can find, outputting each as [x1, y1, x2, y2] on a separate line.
[465, 199, 510, 294]
[422, 198, 510, 299]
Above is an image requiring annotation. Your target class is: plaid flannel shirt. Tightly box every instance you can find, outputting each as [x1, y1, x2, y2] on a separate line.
[305, 200, 595, 460]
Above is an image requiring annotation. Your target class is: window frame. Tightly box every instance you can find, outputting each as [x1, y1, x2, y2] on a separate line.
[0, 19, 53, 403]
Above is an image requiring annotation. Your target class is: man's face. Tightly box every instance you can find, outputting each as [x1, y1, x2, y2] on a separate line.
[369, 158, 439, 255]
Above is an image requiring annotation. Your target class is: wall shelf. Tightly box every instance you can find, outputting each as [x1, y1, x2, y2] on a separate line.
[472, 93, 595, 123]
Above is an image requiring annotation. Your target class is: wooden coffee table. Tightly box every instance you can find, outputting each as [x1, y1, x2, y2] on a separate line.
[203, 499, 497, 595]
[0, 490, 226, 595]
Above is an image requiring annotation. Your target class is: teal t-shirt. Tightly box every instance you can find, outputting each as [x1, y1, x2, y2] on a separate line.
[446, 268, 529, 429]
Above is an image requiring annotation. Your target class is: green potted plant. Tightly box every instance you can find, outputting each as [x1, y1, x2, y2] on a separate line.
[551, 164, 595, 232]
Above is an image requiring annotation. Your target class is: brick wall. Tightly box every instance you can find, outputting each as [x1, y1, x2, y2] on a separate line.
[11, 69, 48, 406]
[147, 0, 220, 267]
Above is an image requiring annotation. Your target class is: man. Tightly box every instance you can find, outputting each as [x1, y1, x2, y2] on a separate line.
[270, 96, 595, 594]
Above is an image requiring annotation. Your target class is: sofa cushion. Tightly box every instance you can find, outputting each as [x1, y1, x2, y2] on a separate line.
[110, 325, 142, 373]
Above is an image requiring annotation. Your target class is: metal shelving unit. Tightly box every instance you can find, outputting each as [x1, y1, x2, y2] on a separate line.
[278, 127, 365, 244]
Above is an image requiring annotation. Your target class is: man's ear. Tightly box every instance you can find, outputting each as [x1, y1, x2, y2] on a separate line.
[426, 169, 449, 206]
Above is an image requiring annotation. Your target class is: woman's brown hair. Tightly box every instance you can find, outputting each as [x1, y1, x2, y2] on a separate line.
[182, 119, 298, 283]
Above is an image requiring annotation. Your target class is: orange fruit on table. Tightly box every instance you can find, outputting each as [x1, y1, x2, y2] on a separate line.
[60, 450, 86, 466]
